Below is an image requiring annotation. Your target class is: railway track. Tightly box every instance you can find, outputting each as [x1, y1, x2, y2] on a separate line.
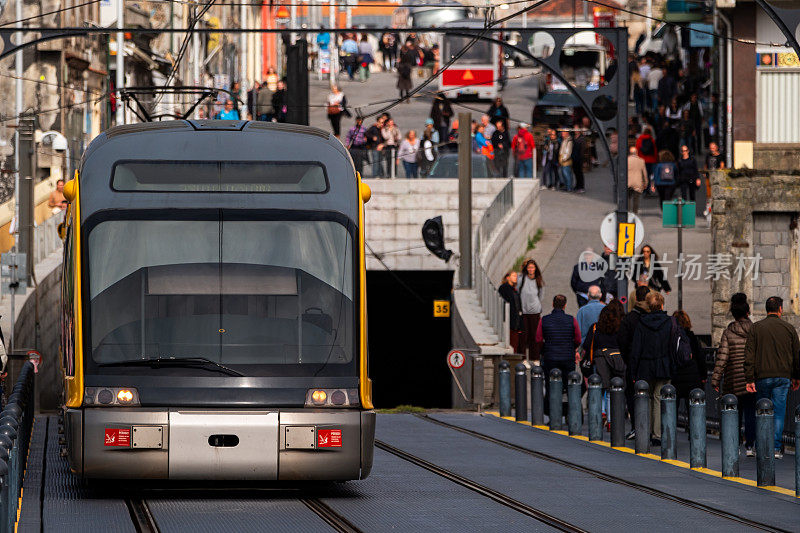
[416, 414, 791, 533]
[375, 439, 589, 532]
[126, 498, 159, 533]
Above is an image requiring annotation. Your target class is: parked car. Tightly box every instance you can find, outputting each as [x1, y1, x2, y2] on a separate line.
[427, 153, 490, 178]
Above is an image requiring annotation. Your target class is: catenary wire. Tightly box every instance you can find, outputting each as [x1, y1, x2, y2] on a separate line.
[0, 0, 102, 28]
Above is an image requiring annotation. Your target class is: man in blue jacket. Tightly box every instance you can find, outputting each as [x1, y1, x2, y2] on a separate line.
[536, 295, 581, 419]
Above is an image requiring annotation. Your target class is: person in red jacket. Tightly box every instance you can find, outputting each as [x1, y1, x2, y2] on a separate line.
[512, 122, 536, 178]
[635, 127, 658, 188]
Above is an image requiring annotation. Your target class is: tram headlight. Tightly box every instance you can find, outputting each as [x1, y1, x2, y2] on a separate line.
[117, 389, 135, 404]
[305, 388, 360, 407]
[84, 387, 140, 407]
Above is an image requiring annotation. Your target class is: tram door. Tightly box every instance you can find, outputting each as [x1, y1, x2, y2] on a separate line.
[366, 271, 453, 408]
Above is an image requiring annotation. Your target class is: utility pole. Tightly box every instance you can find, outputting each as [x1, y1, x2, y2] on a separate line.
[646, 0, 652, 39]
[116, 0, 124, 124]
[240, 0, 248, 101]
[192, 1, 201, 117]
[328, 0, 337, 85]
[457, 112, 472, 289]
[10, 0, 23, 351]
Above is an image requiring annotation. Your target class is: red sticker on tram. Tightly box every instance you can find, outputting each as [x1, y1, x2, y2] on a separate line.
[104, 428, 131, 447]
[317, 429, 342, 448]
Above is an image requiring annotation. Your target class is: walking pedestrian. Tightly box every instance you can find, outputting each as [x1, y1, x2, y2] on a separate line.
[541, 129, 559, 189]
[618, 284, 652, 439]
[491, 120, 511, 177]
[576, 286, 605, 344]
[396, 61, 413, 101]
[635, 127, 658, 185]
[630, 291, 674, 446]
[419, 129, 436, 177]
[341, 33, 359, 80]
[627, 146, 648, 214]
[366, 114, 387, 178]
[711, 293, 756, 456]
[272, 80, 287, 122]
[345, 117, 369, 175]
[487, 96, 509, 131]
[397, 130, 420, 178]
[572, 129, 586, 193]
[536, 294, 582, 416]
[357, 34, 374, 82]
[499, 271, 524, 355]
[256, 82, 275, 121]
[646, 64, 663, 113]
[381, 117, 401, 177]
[511, 123, 535, 178]
[652, 150, 678, 208]
[430, 93, 454, 147]
[517, 259, 544, 362]
[582, 303, 626, 425]
[676, 144, 701, 202]
[744, 296, 800, 458]
[570, 248, 606, 308]
[671, 310, 707, 415]
[631, 244, 672, 294]
[558, 130, 574, 191]
[326, 85, 350, 137]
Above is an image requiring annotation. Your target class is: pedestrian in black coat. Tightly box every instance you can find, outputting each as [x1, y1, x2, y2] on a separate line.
[498, 271, 525, 354]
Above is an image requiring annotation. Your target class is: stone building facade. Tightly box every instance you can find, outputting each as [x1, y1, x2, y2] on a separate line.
[710, 170, 800, 342]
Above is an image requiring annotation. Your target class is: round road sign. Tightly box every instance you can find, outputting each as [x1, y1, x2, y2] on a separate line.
[447, 350, 465, 369]
[600, 211, 645, 253]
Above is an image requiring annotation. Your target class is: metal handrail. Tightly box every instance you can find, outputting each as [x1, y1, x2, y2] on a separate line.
[473, 179, 514, 348]
[0, 361, 35, 533]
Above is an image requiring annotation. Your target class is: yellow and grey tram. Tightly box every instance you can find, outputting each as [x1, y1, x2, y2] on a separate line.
[59, 120, 374, 480]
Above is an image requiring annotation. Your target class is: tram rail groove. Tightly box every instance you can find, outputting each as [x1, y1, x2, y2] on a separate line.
[416, 414, 790, 533]
[375, 440, 588, 533]
[126, 498, 160, 533]
[300, 498, 364, 533]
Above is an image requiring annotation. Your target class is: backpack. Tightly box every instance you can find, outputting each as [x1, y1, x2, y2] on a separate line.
[640, 136, 655, 156]
[654, 163, 676, 185]
[670, 318, 693, 370]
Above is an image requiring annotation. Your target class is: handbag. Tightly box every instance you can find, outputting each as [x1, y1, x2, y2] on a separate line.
[327, 103, 340, 115]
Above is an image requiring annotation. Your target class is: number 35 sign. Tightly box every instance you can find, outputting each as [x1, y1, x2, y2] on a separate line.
[433, 299, 450, 318]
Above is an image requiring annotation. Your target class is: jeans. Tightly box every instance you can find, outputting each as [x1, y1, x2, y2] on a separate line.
[755, 377, 790, 450]
[649, 379, 671, 439]
[493, 154, 509, 177]
[679, 181, 697, 202]
[738, 392, 757, 448]
[517, 158, 533, 178]
[543, 161, 558, 187]
[627, 188, 641, 214]
[371, 149, 383, 177]
[402, 160, 418, 178]
[543, 360, 575, 419]
[559, 165, 574, 191]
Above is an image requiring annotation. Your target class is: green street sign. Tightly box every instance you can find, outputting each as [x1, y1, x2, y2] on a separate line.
[662, 200, 696, 228]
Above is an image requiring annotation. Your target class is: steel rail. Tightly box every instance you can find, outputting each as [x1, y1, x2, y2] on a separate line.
[416, 414, 791, 533]
[375, 440, 588, 533]
[300, 498, 364, 533]
[126, 498, 160, 533]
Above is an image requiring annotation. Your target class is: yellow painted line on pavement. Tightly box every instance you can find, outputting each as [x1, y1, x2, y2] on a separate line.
[483, 410, 799, 498]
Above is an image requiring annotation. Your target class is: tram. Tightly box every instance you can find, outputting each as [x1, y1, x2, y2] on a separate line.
[438, 20, 503, 100]
[59, 120, 375, 480]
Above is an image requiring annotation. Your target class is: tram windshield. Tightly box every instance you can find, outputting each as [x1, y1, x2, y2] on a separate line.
[87, 218, 355, 376]
[442, 35, 493, 65]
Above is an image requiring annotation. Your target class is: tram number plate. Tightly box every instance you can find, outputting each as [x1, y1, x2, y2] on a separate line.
[317, 429, 342, 448]
[104, 428, 131, 447]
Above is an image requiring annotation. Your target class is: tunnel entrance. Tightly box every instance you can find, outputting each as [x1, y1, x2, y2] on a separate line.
[366, 270, 453, 409]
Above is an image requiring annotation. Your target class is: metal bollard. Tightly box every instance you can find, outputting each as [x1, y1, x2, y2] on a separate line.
[755, 398, 775, 486]
[660, 384, 677, 460]
[531, 365, 544, 426]
[634, 380, 650, 454]
[498, 361, 511, 417]
[567, 371, 582, 436]
[0, 462, 7, 533]
[720, 394, 739, 478]
[587, 374, 603, 442]
[795, 405, 799, 497]
[548, 368, 563, 431]
[610, 377, 625, 447]
[689, 388, 707, 469]
[515, 363, 528, 422]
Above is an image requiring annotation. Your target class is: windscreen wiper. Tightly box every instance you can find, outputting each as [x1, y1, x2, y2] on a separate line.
[99, 357, 244, 377]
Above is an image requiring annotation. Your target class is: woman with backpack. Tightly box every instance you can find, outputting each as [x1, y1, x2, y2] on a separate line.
[516, 259, 544, 362]
[670, 310, 707, 410]
[498, 271, 525, 354]
[635, 127, 658, 187]
[581, 301, 626, 428]
[652, 150, 677, 208]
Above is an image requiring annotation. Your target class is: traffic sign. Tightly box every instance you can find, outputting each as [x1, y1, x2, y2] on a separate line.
[433, 299, 450, 318]
[617, 222, 636, 258]
[447, 350, 465, 369]
[600, 212, 644, 253]
[662, 200, 696, 228]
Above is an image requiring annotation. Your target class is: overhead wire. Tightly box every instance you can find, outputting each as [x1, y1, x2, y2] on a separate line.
[0, 0, 102, 28]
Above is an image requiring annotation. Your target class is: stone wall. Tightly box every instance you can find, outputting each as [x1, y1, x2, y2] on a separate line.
[710, 170, 800, 342]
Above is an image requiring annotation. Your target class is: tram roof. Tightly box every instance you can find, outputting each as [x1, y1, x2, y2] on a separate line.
[77, 120, 360, 223]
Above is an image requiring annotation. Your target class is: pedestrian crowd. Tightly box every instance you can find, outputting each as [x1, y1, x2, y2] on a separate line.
[499, 248, 799, 457]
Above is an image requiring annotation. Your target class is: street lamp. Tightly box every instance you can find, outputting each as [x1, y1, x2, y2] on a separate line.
[37, 130, 71, 182]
